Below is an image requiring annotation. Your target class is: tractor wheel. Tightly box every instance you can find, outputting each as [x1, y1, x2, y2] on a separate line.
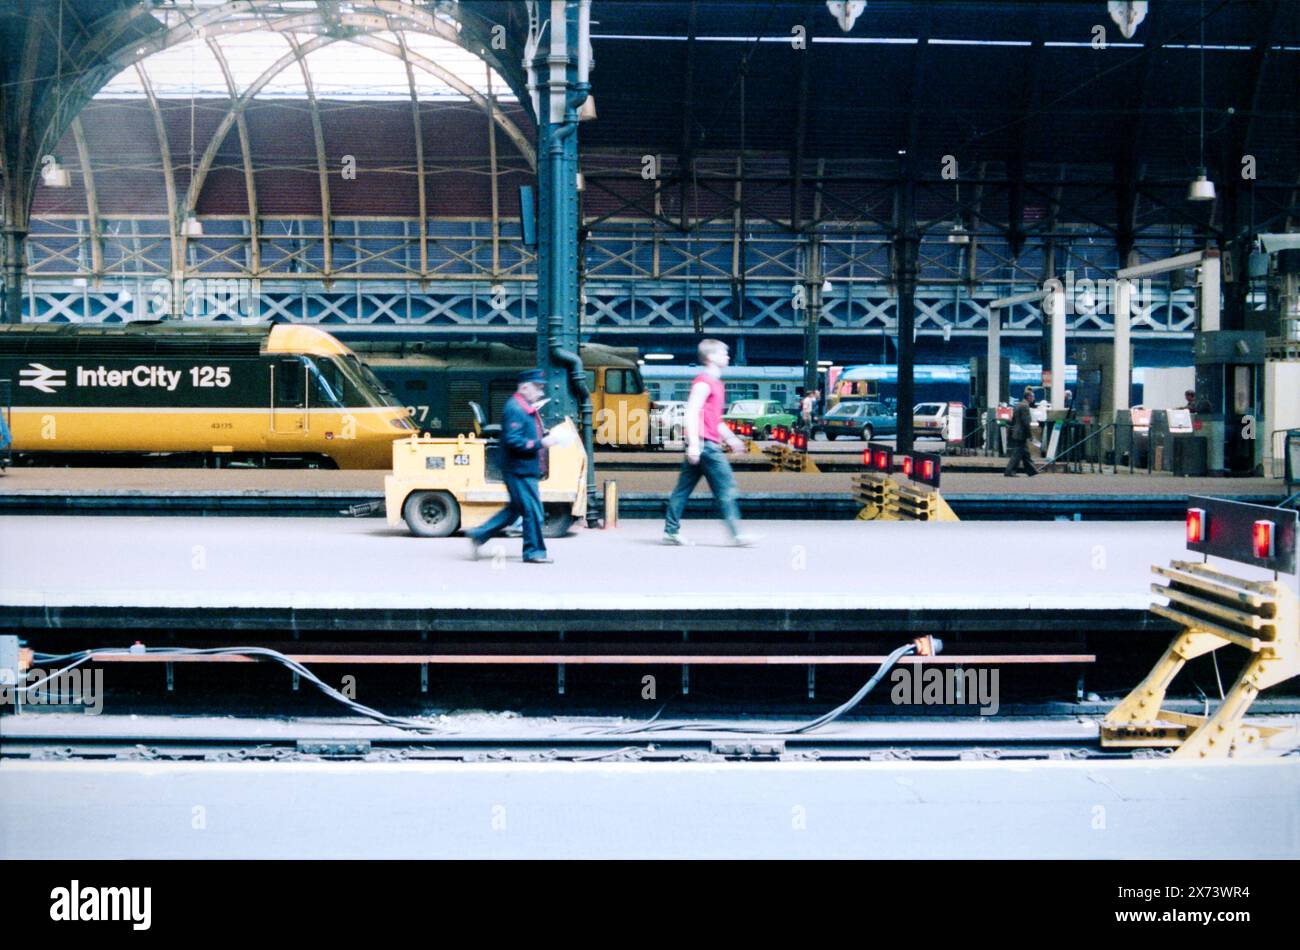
[402, 490, 461, 538]
[543, 505, 574, 538]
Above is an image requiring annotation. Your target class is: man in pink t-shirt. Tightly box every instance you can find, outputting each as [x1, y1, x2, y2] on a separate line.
[663, 339, 757, 546]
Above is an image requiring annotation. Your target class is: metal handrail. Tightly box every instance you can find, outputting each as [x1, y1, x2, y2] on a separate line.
[942, 422, 989, 456]
[1040, 421, 1155, 475]
[1043, 422, 1116, 473]
[1269, 428, 1295, 480]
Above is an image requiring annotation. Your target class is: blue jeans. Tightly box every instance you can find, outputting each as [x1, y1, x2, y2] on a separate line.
[466, 472, 547, 560]
[664, 441, 741, 537]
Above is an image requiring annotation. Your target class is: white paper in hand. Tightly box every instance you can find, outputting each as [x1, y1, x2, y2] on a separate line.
[551, 426, 577, 447]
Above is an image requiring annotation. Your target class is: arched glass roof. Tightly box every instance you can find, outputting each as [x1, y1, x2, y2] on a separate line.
[98, 28, 515, 101]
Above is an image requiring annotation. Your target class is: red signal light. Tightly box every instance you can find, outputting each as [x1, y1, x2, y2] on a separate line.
[1186, 507, 1206, 544]
[874, 450, 888, 470]
[862, 449, 871, 466]
[1253, 520, 1275, 559]
[901, 455, 913, 477]
[922, 459, 936, 481]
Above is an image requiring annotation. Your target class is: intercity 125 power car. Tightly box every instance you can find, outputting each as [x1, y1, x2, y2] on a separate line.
[0, 321, 415, 468]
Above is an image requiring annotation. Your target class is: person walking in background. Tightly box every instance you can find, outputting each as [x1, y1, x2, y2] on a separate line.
[1004, 385, 1038, 478]
[800, 389, 818, 431]
[467, 369, 573, 564]
[663, 339, 757, 547]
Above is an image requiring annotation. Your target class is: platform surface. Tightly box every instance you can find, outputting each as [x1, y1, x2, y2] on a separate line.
[2, 756, 1296, 858]
[0, 465, 1284, 498]
[1, 516, 1292, 619]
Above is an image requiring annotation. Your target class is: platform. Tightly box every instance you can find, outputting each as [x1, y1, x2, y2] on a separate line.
[0, 466, 1286, 520]
[2, 516, 1291, 633]
[3, 754, 1296, 858]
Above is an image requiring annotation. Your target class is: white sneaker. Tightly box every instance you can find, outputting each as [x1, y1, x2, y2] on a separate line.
[662, 532, 694, 546]
[731, 533, 760, 547]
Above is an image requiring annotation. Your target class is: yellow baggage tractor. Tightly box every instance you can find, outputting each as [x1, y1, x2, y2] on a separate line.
[385, 404, 587, 538]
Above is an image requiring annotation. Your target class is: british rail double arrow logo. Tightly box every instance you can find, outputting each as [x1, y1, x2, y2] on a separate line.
[18, 362, 67, 394]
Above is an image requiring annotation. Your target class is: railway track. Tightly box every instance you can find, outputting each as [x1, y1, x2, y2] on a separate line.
[0, 727, 1138, 763]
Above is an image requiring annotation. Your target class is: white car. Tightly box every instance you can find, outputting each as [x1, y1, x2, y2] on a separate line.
[650, 400, 687, 443]
[912, 402, 949, 440]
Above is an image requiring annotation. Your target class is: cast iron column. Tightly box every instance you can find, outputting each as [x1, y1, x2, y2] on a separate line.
[895, 176, 919, 454]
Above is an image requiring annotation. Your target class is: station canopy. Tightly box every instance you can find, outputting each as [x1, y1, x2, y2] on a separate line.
[98, 25, 515, 102]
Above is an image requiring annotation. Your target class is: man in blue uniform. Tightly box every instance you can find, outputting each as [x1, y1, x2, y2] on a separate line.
[466, 369, 568, 564]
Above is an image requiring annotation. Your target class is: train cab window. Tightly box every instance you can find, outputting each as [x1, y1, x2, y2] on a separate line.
[309, 358, 346, 407]
[275, 358, 305, 407]
[603, 366, 634, 392]
[605, 368, 640, 395]
[769, 384, 789, 406]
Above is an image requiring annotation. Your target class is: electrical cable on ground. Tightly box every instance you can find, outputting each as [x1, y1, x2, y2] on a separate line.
[592, 637, 941, 736]
[28, 636, 942, 739]
[30, 646, 444, 734]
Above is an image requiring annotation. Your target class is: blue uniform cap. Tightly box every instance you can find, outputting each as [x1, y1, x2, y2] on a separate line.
[518, 369, 546, 385]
